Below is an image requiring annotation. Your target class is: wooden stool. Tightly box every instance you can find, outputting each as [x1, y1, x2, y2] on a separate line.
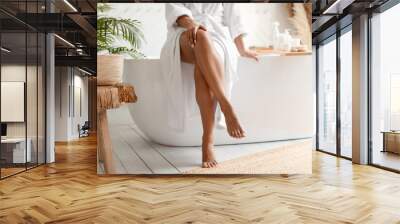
[97, 84, 137, 173]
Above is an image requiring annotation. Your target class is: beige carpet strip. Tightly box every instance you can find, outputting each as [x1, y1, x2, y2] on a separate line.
[184, 139, 312, 174]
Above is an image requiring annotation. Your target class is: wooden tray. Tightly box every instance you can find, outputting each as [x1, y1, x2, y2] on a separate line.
[250, 46, 312, 56]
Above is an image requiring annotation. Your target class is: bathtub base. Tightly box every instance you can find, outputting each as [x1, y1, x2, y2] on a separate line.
[125, 55, 315, 147]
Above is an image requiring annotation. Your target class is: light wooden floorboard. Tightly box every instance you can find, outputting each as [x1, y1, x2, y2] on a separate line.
[108, 106, 174, 173]
[108, 125, 128, 174]
[109, 124, 151, 174]
[107, 105, 135, 125]
[118, 125, 179, 174]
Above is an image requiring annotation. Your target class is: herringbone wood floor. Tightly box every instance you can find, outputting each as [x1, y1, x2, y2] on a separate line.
[1, 135, 400, 224]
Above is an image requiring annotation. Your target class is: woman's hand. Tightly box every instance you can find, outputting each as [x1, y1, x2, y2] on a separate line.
[176, 15, 207, 48]
[240, 49, 259, 61]
[234, 34, 259, 62]
[185, 24, 207, 48]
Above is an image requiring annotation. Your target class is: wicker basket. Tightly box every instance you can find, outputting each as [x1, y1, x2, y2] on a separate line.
[97, 55, 124, 86]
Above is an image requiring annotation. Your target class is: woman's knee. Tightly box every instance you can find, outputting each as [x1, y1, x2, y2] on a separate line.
[180, 35, 195, 63]
[196, 30, 210, 44]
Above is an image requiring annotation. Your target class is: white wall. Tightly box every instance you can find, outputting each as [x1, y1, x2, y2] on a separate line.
[55, 67, 68, 141]
[71, 74, 89, 138]
[1, 82, 24, 122]
[239, 3, 294, 48]
[104, 3, 294, 58]
[54, 67, 89, 141]
[1, 65, 39, 138]
[1, 66, 26, 128]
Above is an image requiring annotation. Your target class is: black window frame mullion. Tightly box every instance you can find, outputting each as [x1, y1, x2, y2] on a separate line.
[367, 10, 373, 166]
[336, 25, 341, 157]
[315, 21, 353, 162]
[315, 33, 339, 156]
[338, 23, 353, 161]
[0, 25, 2, 180]
[316, 44, 320, 151]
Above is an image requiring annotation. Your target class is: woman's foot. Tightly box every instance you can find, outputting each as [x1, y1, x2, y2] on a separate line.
[221, 105, 245, 138]
[202, 139, 218, 168]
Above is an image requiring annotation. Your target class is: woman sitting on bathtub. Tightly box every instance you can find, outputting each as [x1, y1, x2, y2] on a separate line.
[161, 3, 258, 168]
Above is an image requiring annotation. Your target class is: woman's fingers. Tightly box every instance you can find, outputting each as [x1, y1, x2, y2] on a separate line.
[193, 25, 199, 45]
[185, 24, 207, 48]
[252, 54, 259, 62]
[187, 29, 194, 48]
[199, 24, 207, 31]
[245, 51, 259, 62]
[248, 51, 259, 61]
[188, 25, 206, 48]
[240, 49, 260, 62]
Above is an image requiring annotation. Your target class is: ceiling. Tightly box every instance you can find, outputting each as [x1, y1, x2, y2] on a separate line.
[0, 0, 97, 74]
[312, 0, 391, 44]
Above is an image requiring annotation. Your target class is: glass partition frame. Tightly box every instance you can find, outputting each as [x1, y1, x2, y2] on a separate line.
[0, 0, 47, 179]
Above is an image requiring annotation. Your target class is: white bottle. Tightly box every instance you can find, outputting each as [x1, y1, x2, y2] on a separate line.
[282, 29, 292, 52]
[272, 22, 280, 50]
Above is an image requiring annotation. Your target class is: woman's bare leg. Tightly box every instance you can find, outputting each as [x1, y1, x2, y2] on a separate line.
[179, 29, 244, 168]
[180, 33, 218, 168]
[194, 66, 218, 168]
[192, 30, 245, 138]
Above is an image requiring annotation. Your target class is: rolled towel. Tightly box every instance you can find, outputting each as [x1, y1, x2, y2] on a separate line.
[97, 55, 124, 86]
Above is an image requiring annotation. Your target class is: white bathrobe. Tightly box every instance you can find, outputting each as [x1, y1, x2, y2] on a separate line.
[160, 3, 246, 132]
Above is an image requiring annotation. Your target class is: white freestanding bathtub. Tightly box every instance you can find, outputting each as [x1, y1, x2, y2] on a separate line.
[124, 55, 315, 146]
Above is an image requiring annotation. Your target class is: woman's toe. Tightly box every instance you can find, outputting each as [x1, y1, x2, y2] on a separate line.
[240, 128, 245, 137]
[236, 129, 243, 138]
[235, 130, 241, 138]
[204, 162, 216, 168]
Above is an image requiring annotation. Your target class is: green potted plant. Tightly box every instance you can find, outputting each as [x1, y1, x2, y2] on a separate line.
[97, 3, 145, 85]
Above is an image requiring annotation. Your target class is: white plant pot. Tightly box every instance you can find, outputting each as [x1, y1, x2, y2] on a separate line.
[97, 54, 124, 86]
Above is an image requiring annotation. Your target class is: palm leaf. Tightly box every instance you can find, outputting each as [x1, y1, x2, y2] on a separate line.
[108, 47, 145, 59]
[96, 3, 145, 58]
[97, 3, 112, 14]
